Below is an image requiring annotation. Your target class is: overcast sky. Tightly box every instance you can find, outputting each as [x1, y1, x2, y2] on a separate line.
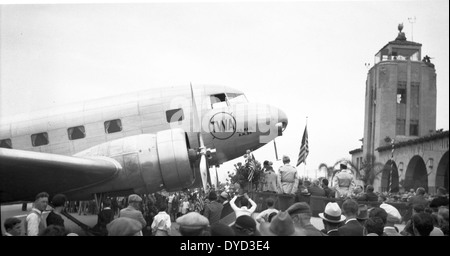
[1, 0, 448, 183]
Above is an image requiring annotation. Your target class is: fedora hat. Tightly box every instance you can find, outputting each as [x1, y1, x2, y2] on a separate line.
[356, 204, 369, 220]
[259, 211, 305, 236]
[319, 202, 346, 223]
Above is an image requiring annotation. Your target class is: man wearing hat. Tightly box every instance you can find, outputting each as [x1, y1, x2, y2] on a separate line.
[107, 217, 143, 236]
[333, 163, 355, 198]
[379, 197, 402, 236]
[262, 160, 278, 193]
[287, 202, 325, 236]
[119, 194, 146, 235]
[259, 211, 305, 236]
[176, 212, 210, 236]
[46, 193, 67, 228]
[232, 215, 261, 236]
[219, 191, 229, 205]
[277, 155, 299, 195]
[319, 202, 346, 236]
[356, 204, 369, 226]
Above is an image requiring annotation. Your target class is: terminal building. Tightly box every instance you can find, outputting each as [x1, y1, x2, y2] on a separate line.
[350, 24, 449, 194]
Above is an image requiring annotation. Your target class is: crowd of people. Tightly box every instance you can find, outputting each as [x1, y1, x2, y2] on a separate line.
[2, 152, 449, 236]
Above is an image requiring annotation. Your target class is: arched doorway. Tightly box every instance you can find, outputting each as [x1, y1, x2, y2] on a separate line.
[436, 151, 449, 192]
[405, 155, 428, 192]
[381, 160, 399, 192]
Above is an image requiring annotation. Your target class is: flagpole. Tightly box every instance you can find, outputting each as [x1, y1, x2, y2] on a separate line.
[304, 116, 307, 179]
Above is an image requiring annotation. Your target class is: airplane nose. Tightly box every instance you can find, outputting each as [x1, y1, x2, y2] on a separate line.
[278, 109, 288, 131]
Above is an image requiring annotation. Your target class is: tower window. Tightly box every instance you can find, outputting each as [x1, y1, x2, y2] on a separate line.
[166, 108, 184, 123]
[396, 119, 406, 136]
[0, 138, 12, 149]
[410, 120, 419, 136]
[68, 126, 86, 140]
[31, 132, 49, 147]
[397, 88, 406, 104]
[104, 119, 122, 134]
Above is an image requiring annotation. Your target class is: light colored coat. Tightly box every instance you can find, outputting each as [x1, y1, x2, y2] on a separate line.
[119, 206, 147, 230]
[277, 164, 299, 194]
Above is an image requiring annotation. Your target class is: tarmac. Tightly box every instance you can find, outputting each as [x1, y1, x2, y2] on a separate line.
[1, 203, 405, 236]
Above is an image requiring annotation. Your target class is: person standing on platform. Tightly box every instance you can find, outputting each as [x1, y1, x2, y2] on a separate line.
[277, 155, 299, 195]
[262, 161, 278, 193]
[333, 163, 355, 198]
[308, 179, 326, 197]
[322, 179, 336, 198]
[25, 192, 49, 236]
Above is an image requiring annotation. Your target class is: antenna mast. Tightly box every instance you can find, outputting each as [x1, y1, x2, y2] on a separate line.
[408, 16, 416, 41]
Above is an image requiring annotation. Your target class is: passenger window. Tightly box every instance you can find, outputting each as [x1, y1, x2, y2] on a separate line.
[31, 132, 49, 147]
[210, 93, 228, 109]
[0, 138, 12, 149]
[104, 119, 122, 134]
[166, 108, 184, 123]
[68, 126, 86, 140]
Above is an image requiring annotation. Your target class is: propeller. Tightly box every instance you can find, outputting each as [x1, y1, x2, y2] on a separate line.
[190, 83, 211, 193]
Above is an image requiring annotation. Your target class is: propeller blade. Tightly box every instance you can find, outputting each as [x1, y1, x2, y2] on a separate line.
[200, 154, 209, 193]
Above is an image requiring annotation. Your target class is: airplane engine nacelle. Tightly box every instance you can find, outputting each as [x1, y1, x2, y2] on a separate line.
[74, 128, 195, 197]
[154, 128, 196, 191]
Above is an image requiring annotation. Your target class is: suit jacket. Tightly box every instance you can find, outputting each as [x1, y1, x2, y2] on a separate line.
[338, 219, 364, 236]
[323, 186, 336, 198]
[407, 195, 429, 208]
[358, 191, 378, 202]
[119, 206, 147, 229]
[308, 185, 326, 197]
[203, 201, 224, 225]
[97, 208, 115, 226]
[327, 230, 340, 236]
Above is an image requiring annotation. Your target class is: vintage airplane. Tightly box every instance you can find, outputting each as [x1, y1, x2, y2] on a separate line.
[0, 84, 288, 204]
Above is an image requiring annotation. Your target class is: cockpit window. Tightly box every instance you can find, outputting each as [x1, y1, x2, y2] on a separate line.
[210, 93, 228, 109]
[210, 92, 248, 109]
[226, 93, 248, 105]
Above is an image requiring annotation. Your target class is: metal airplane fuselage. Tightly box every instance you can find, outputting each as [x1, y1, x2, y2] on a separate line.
[0, 84, 288, 201]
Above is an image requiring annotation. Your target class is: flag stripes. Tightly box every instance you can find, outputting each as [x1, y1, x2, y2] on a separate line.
[247, 160, 256, 182]
[297, 125, 309, 167]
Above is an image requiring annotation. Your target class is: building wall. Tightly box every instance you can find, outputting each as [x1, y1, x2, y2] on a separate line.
[373, 135, 449, 193]
[362, 59, 437, 167]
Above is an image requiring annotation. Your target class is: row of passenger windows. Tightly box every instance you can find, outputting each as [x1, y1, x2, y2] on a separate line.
[0, 108, 185, 149]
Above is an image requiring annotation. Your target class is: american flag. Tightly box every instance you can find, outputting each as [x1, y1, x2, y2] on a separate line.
[296, 125, 309, 167]
[247, 159, 256, 182]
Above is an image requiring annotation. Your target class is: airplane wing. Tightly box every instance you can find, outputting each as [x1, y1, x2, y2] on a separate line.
[0, 148, 121, 203]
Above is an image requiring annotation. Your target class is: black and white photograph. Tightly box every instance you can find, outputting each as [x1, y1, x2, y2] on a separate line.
[0, 0, 448, 245]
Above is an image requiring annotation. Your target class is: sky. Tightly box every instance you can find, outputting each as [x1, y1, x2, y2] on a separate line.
[1, 0, 449, 183]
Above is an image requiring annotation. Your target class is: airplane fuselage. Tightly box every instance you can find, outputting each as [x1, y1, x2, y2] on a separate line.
[0, 84, 288, 201]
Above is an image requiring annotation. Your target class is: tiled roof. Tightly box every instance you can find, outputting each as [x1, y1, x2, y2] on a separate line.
[387, 40, 422, 47]
[376, 130, 449, 152]
[349, 148, 363, 154]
